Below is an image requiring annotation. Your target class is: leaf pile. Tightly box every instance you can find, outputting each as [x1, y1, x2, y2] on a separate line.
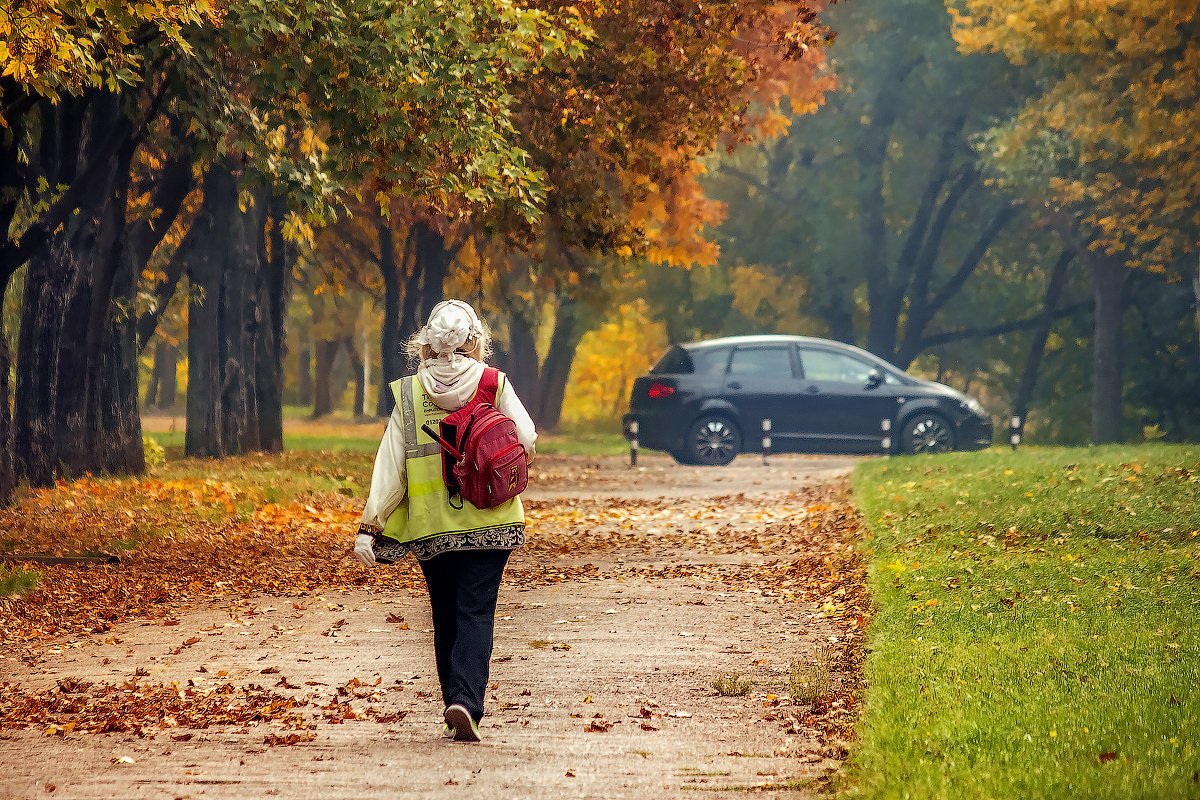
[0, 678, 307, 736]
[0, 466, 426, 642]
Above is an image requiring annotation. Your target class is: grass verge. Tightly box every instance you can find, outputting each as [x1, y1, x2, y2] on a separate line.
[147, 429, 629, 457]
[148, 431, 381, 454]
[847, 444, 1199, 799]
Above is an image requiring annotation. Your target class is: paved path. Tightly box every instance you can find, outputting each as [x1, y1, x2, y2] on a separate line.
[0, 454, 862, 799]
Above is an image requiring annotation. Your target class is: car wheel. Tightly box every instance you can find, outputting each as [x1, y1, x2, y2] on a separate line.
[685, 415, 741, 466]
[670, 448, 698, 466]
[901, 412, 955, 454]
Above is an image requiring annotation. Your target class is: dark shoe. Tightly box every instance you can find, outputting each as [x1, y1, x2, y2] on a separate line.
[444, 704, 481, 742]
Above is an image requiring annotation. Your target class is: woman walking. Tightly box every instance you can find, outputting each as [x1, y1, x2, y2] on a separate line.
[354, 299, 536, 742]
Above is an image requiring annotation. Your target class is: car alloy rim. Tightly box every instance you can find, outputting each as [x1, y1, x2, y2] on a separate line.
[910, 417, 951, 452]
[696, 420, 736, 462]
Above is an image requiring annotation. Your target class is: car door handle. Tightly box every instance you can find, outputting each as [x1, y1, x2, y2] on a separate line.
[726, 381, 742, 390]
[806, 385, 820, 394]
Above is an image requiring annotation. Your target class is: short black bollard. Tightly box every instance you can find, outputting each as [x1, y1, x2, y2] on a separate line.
[761, 419, 772, 466]
[1009, 415, 1022, 451]
[628, 420, 639, 467]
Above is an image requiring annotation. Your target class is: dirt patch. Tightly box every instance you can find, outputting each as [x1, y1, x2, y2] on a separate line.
[0, 454, 867, 799]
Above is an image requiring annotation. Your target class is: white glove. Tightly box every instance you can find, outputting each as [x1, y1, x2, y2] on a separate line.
[354, 533, 377, 567]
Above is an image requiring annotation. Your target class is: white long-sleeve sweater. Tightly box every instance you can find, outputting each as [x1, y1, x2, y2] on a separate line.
[359, 362, 536, 532]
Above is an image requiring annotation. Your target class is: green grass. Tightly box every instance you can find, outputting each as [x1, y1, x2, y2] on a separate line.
[153, 449, 374, 508]
[0, 566, 41, 597]
[537, 430, 628, 456]
[847, 445, 1200, 800]
[147, 431, 380, 454]
[147, 428, 629, 457]
[712, 672, 755, 697]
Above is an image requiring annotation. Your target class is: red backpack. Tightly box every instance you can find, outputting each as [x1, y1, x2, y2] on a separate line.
[420, 368, 528, 510]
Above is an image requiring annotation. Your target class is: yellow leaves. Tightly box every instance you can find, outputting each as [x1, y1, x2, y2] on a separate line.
[0, 0, 218, 125]
[955, 0, 1200, 270]
[280, 210, 315, 248]
[560, 299, 667, 426]
[729, 265, 822, 332]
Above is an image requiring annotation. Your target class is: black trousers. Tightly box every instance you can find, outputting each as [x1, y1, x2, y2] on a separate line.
[418, 548, 511, 723]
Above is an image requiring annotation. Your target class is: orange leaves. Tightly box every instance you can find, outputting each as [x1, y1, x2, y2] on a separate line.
[0, 678, 305, 737]
[953, 0, 1200, 269]
[0, 465, 419, 644]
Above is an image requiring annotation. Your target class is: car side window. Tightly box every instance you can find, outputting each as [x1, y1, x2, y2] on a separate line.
[799, 349, 892, 384]
[691, 347, 732, 375]
[728, 346, 795, 377]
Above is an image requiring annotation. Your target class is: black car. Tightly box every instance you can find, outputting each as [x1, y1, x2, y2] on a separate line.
[622, 335, 993, 465]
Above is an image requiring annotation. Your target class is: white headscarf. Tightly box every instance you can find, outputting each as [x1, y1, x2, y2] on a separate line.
[417, 300, 483, 361]
[415, 299, 487, 409]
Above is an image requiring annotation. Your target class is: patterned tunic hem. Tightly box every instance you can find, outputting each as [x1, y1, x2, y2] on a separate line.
[372, 525, 525, 563]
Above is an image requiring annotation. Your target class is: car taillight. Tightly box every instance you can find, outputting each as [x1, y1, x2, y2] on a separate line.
[648, 382, 675, 399]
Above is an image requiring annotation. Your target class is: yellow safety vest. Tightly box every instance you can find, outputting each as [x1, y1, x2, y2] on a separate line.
[380, 373, 525, 546]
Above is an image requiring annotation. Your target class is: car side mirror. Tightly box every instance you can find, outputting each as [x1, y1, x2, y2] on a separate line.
[865, 370, 883, 390]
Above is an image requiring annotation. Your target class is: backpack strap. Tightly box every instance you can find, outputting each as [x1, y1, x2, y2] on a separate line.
[473, 367, 500, 405]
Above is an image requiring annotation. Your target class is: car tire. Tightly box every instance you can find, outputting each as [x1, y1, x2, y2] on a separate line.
[900, 412, 955, 454]
[684, 415, 741, 466]
[670, 448, 698, 466]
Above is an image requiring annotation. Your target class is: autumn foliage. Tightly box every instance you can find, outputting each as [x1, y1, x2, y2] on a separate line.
[949, 0, 1200, 269]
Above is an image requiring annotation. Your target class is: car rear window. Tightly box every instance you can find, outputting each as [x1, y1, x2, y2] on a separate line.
[650, 346, 692, 374]
[650, 345, 730, 375]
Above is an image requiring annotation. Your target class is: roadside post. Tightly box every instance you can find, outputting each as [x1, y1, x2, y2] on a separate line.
[761, 419, 771, 466]
[628, 420, 639, 467]
[881, 418, 892, 456]
[1009, 415, 1022, 450]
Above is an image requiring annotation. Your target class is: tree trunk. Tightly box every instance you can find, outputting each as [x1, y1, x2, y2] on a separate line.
[254, 192, 289, 453]
[184, 163, 268, 458]
[375, 219, 402, 416]
[1091, 255, 1127, 444]
[1193, 252, 1200, 371]
[818, 279, 857, 344]
[857, 75, 913, 360]
[1011, 249, 1074, 439]
[145, 341, 163, 408]
[503, 310, 541, 412]
[415, 220, 449, 326]
[532, 296, 584, 430]
[298, 343, 312, 406]
[0, 312, 13, 507]
[14, 243, 78, 487]
[345, 335, 365, 416]
[146, 341, 180, 409]
[312, 338, 338, 418]
[13, 92, 148, 484]
[158, 343, 178, 408]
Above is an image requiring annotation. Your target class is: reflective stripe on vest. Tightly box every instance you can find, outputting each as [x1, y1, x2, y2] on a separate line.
[381, 374, 524, 545]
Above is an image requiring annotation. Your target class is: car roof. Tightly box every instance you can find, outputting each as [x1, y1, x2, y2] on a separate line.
[682, 334, 857, 352]
[680, 334, 902, 369]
